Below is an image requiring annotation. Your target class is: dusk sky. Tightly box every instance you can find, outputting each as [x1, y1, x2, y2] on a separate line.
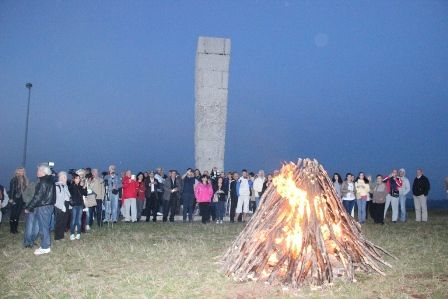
[1, 1, 447, 199]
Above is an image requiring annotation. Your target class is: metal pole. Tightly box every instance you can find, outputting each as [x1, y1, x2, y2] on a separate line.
[23, 83, 32, 168]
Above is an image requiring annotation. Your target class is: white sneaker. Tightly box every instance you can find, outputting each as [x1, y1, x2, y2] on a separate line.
[70, 234, 75, 241]
[220, 220, 223, 224]
[86, 225, 90, 231]
[75, 234, 81, 240]
[216, 220, 219, 224]
[34, 247, 51, 255]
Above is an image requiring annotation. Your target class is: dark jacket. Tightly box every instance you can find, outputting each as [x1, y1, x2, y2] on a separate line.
[182, 176, 196, 195]
[230, 180, 238, 200]
[261, 180, 272, 197]
[412, 175, 430, 196]
[9, 177, 25, 205]
[213, 182, 228, 201]
[144, 177, 159, 198]
[26, 175, 56, 211]
[69, 183, 87, 207]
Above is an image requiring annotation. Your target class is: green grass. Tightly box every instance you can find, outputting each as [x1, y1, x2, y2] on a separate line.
[1, 212, 448, 299]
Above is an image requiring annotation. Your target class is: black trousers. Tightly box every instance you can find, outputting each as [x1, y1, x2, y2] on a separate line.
[198, 202, 210, 224]
[372, 202, 385, 224]
[145, 193, 158, 222]
[229, 196, 238, 222]
[54, 205, 69, 240]
[163, 194, 178, 222]
[10, 202, 23, 233]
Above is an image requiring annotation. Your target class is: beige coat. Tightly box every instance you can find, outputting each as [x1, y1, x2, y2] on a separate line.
[85, 177, 105, 207]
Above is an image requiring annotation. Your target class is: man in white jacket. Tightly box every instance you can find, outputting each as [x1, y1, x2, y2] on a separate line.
[398, 168, 411, 222]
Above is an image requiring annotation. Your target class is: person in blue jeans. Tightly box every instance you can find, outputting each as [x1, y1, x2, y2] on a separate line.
[213, 177, 228, 224]
[25, 164, 56, 256]
[22, 181, 38, 248]
[341, 173, 356, 216]
[69, 174, 87, 240]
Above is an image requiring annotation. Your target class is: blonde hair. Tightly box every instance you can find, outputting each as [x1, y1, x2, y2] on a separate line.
[14, 167, 28, 191]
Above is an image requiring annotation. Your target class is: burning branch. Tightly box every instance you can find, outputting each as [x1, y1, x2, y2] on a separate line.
[222, 158, 393, 288]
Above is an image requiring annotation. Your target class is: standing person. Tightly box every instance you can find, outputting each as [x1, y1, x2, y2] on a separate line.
[90, 169, 105, 227]
[181, 168, 196, 223]
[103, 165, 121, 224]
[84, 173, 97, 231]
[194, 175, 213, 224]
[69, 174, 87, 240]
[213, 176, 228, 224]
[163, 170, 181, 222]
[135, 172, 146, 221]
[371, 175, 387, 224]
[155, 167, 167, 214]
[229, 172, 239, 222]
[341, 173, 356, 215]
[9, 167, 28, 234]
[54, 172, 70, 241]
[355, 172, 370, 224]
[144, 171, 159, 222]
[332, 173, 343, 199]
[235, 169, 253, 223]
[366, 174, 375, 220]
[383, 169, 403, 223]
[253, 170, 266, 211]
[122, 170, 139, 223]
[23, 180, 38, 247]
[25, 164, 56, 255]
[398, 168, 411, 222]
[445, 176, 448, 199]
[0, 185, 9, 227]
[261, 173, 273, 197]
[209, 180, 218, 222]
[412, 168, 430, 222]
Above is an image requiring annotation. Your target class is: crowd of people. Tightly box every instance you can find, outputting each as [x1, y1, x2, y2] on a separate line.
[332, 168, 431, 225]
[0, 164, 273, 255]
[0, 163, 439, 256]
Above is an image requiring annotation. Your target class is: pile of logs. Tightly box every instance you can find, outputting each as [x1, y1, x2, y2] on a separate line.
[222, 158, 393, 288]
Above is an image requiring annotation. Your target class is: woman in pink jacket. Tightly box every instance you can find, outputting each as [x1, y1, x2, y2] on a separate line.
[194, 175, 213, 224]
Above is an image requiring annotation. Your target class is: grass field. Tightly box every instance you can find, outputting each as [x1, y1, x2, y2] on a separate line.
[1, 212, 448, 299]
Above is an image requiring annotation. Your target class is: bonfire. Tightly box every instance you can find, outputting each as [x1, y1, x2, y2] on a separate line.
[222, 158, 393, 288]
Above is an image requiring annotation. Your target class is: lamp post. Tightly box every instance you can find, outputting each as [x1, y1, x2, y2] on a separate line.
[23, 83, 32, 168]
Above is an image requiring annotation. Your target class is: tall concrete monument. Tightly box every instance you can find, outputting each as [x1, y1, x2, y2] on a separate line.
[195, 36, 231, 172]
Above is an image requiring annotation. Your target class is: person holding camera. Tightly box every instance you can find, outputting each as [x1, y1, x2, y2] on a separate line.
[144, 171, 159, 222]
[122, 170, 139, 222]
[103, 165, 121, 223]
[383, 169, 403, 223]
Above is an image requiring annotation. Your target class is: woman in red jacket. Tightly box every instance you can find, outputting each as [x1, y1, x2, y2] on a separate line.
[122, 170, 139, 222]
[194, 175, 213, 224]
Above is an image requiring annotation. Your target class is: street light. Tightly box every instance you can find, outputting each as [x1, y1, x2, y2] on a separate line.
[23, 82, 32, 168]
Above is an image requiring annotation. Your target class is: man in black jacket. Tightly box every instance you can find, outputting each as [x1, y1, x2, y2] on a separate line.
[412, 168, 430, 222]
[25, 164, 56, 255]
